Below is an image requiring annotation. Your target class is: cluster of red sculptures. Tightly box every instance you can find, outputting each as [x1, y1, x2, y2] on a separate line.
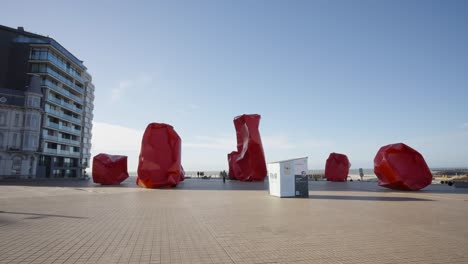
[227, 114, 267, 181]
[324, 143, 432, 191]
[92, 123, 184, 188]
[92, 117, 432, 191]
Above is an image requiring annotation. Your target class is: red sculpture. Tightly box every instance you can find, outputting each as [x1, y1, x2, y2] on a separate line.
[92, 154, 129, 185]
[325, 153, 351, 182]
[227, 114, 267, 181]
[137, 123, 184, 188]
[374, 143, 432, 191]
[227, 151, 239, 180]
[180, 166, 185, 182]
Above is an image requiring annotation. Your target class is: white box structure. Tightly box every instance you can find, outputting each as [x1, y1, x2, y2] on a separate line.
[268, 157, 309, 198]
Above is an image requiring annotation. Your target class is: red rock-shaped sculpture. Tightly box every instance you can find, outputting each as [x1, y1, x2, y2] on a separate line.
[137, 123, 184, 188]
[374, 143, 432, 191]
[227, 114, 267, 181]
[180, 166, 185, 182]
[92, 154, 129, 185]
[325, 153, 351, 182]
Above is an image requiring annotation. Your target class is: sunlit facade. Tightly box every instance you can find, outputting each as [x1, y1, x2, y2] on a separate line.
[0, 25, 94, 178]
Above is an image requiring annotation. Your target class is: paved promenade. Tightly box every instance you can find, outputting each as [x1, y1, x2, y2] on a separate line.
[1, 178, 467, 264]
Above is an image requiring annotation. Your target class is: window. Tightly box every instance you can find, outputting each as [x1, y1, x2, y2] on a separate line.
[14, 113, 20, 127]
[23, 132, 38, 149]
[30, 135, 37, 149]
[23, 133, 29, 148]
[53, 169, 62, 177]
[12, 133, 18, 147]
[45, 129, 54, 136]
[24, 113, 39, 129]
[27, 97, 40, 108]
[12, 156, 22, 175]
[0, 111, 6, 126]
[0, 132, 3, 148]
[25, 114, 31, 127]
[31, 114, 39, 129]
[30, 48, 48, 60]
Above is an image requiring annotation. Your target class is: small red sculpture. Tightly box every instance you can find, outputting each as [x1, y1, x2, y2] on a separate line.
[137, 123, 184, 188]
[92, 154, 129, 185]
[325, 153, 351, 182]
[374, 143, 432, 191]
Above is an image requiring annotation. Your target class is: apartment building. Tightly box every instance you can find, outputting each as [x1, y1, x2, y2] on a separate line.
[0, 25, 94, 178]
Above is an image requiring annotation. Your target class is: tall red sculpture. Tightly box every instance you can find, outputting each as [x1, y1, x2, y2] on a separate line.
[227, 114, 267, 181]
[325, 153, 351, 182]
[180, 166, 185, 182]
[137, 123, 184, 188]
[374, 143, 432, 191]
[227, 151, 239, 180]
[92, 154, 129, 185]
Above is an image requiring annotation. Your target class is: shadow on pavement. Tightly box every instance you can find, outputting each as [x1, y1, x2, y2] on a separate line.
[1, 178, 466, 195]
[309, 195, 434, 202]
[308, 181, 468, 194]
[0, 178, 139, 188]
[0, 210, 87, 219]
[175, 179, 268, 191]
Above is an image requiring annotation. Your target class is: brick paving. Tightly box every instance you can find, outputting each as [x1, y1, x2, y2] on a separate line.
[0, 178, 467, 264]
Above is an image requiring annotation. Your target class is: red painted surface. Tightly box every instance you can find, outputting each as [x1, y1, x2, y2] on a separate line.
[137, 123, 184, 188]
[325, 153, 351, 182]
[227, 114, 267, 181]
[92, 154, 129, 185]
[374, 143, 432, 191]
[227, 151, 239, 180]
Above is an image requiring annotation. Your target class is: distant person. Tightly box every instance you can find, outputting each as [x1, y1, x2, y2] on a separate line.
[359, 168, 364, 181]
[221, 171, 226, 183]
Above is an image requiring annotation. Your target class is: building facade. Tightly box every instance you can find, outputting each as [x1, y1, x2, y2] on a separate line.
[0, 25, 94, 178]
[0, 76, 42, 178]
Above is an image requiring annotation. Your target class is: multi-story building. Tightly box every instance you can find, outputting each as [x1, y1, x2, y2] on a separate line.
[0, 76, 42, 178]
[0, 25, 94, 178]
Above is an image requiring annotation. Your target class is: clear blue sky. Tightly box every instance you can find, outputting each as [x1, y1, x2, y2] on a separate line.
[2, 0, 468, 170]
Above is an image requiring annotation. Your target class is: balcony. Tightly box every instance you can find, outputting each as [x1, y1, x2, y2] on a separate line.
[32, 66, 83, 94]
[41, 79, 83, 103]
[43, 147, 80, 157]
[45, 106, 81, 124]
[30, 52, 84, 83]
[47, 95, 83, 114]
[46, 68, 83, 94]
[53, 162, 79, 168]
[45, 121, 81, 135]
[42, 134, 80, 146]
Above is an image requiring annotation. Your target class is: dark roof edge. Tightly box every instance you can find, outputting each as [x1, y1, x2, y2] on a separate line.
[0, 24, 88, 71]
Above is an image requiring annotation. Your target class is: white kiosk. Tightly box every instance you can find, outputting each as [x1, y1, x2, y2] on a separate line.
[268, 157, 309, 198]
